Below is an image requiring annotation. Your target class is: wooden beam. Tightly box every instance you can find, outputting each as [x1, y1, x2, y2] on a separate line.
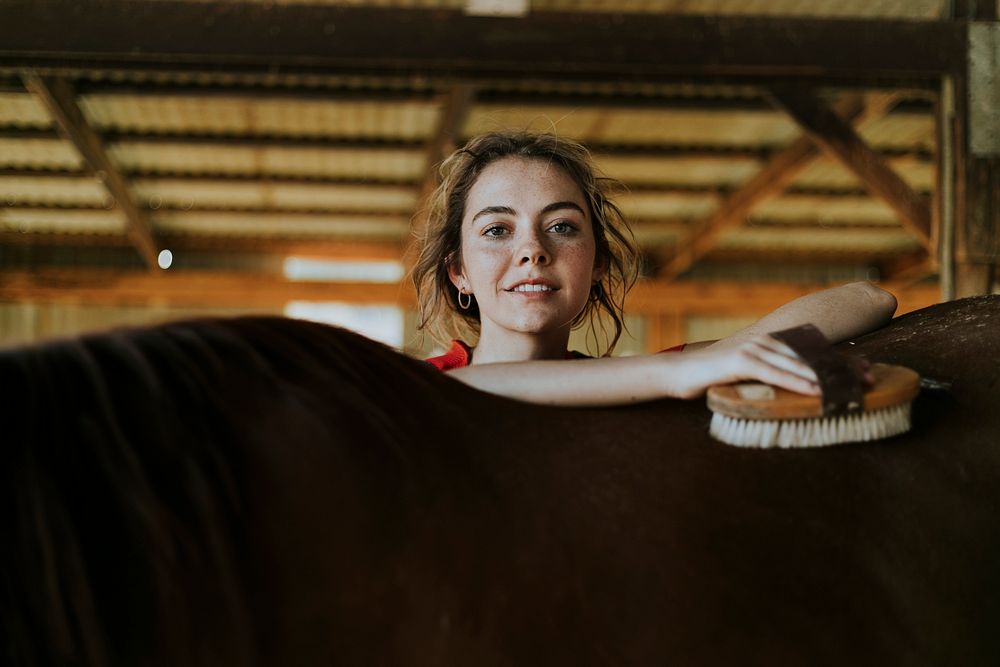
[952, 0, 998, 21]
[21, 73, 160, 268]
[627, 279, 940, 317]
[658, 94, 900, 280]
[407, 83, 474, 268]
[645, 309, 684, 353]
[937, 71, 1000, 293]
[417, 84, 476, 203]
[0, 270, 418, 308]
[880, 251, 936, 283]
[0, 269, 940, 317]
[767, 88, 933, 249]
[0, 231, 405, 261]
[0, 2, 966, 82]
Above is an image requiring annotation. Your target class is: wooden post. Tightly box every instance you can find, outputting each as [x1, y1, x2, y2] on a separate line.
[953, 21, 1000, 297]
[645, 308, 684, 352]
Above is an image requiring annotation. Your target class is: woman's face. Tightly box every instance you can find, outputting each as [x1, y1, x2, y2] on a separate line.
[448, 156, 606, 341]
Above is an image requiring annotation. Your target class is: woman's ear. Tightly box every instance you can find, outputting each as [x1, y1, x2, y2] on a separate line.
[447, 255, 467, 291]
[592, 254, 609, 284]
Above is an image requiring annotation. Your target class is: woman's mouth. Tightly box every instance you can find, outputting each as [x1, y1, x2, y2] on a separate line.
[508, 284, 557, 293]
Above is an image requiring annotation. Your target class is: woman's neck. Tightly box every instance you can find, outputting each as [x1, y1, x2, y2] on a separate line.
[470, 326, 570, 365]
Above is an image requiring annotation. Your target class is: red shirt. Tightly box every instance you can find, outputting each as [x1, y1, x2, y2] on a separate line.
[425, 340, 686, 371]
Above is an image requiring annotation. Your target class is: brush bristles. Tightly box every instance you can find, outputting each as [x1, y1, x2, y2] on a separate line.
[709, 402, 912, 449]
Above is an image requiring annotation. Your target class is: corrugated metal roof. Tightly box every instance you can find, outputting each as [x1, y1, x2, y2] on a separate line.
[720, 226, 921, 252]
[0, 4, 946, 279]
[0, 176, 108, 206]
[132, 180, 418, 212]
[81, 95, 441, 140]
[858, 114, 935, 151]
[153, 211, 410, 238]
[0, 209, 126, 234]
[750, 195, 901, 224]
[0, 139, 85, 170]
[791, 158, 935, 192]
[618, 192, 719, 220]
[467, 107, 802, 146]
[109, 143, 425, 180]
[0, 93, 51, 127]
[595, 155, 762, 187]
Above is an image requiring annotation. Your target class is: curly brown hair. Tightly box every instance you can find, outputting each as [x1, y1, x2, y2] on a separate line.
[412, 131, 640, 356]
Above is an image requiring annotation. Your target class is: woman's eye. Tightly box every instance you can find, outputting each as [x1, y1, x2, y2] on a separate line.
[483, 225, 507, 237]
[548, 221, 574, 233]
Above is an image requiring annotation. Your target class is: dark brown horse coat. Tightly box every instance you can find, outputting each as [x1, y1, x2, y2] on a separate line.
[3, 295, 1000, 666]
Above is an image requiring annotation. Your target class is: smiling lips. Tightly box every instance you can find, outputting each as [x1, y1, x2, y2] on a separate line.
[506, 280, 558, 293]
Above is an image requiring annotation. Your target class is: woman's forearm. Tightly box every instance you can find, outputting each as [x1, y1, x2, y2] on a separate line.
[447, 338, 820, 406]
[708, 281, 897, 350]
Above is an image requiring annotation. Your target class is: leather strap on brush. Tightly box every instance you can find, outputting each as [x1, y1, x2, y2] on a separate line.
[769, 324, 864, 417]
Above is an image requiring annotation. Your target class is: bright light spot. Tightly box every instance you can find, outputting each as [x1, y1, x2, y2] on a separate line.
[464, 0, 528, 16]
[286, 302, 404, 349]
[157, 249, 173, 270]
[283, 257, 404, 283]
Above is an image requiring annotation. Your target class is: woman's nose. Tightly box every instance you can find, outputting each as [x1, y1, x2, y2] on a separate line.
[517, 231, 549, 265]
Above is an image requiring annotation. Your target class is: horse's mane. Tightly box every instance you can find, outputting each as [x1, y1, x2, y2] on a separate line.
[0, 317, 431, 666]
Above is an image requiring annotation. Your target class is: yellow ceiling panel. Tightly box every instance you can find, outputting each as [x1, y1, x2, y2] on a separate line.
[110, 143, 424, 180]
[595, 155, 762, 187]
[0, 139, 84, 170]
[152, 211, 410, 238]
[81, 95, 440, 140]
[0, 209, 126, 234]
[0, 93, 52, 127]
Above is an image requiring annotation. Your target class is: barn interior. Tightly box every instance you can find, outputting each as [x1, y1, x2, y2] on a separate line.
[1, 0, 997, 356]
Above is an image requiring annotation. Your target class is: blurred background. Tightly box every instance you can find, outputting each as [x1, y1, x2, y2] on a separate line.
[1, 0, 997, 356]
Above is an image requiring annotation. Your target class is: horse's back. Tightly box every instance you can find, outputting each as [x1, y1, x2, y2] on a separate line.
[4, 297, 1000, 665]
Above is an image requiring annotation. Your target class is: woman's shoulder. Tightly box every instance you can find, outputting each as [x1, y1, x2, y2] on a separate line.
[425, 340, 472, 371]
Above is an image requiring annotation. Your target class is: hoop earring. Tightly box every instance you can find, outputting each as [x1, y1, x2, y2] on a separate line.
[458, 289, 472, 310]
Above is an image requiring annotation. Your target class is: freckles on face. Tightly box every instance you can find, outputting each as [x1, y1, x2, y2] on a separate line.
[449, 156, 604, 337]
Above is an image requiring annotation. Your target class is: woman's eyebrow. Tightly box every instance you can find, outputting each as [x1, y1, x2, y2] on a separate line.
[471, 201, 586, 223]
[471, 205, 516, 222]
[540, 201, 586, 217]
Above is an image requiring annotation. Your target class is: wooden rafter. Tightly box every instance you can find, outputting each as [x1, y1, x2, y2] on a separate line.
[416, 84, 476, 207]
[767, 88, 933, 249]
[21, 73, 160, 268]
[0, 232, 405, 261]
[0, 3, 966, 82]
[0, 269, 939, 316]
[0, 270, 416, 308]
[880, 250, 935, 283]
[658, 94, 898, 280]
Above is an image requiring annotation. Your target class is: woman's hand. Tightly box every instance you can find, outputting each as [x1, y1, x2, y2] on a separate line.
[660, 334, 875, 400]
[662, 335, 816, 399]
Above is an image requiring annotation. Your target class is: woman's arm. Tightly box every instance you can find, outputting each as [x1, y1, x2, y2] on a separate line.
[449, 335, 820, 406]
[446, 282, 895, 406]
[684, 281, 897, 351]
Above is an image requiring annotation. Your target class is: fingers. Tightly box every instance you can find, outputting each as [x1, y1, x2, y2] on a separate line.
[746, 338, 818, 383]
[731, 338, 820, 396]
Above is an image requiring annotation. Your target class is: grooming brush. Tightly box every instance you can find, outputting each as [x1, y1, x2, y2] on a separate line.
[706, 324, 921, 449]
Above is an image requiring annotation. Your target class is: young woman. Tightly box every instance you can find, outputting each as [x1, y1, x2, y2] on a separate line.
[412, 131, 897, 406]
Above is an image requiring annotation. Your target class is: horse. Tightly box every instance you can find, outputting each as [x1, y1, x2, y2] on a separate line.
[3, 294, 999, 666]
